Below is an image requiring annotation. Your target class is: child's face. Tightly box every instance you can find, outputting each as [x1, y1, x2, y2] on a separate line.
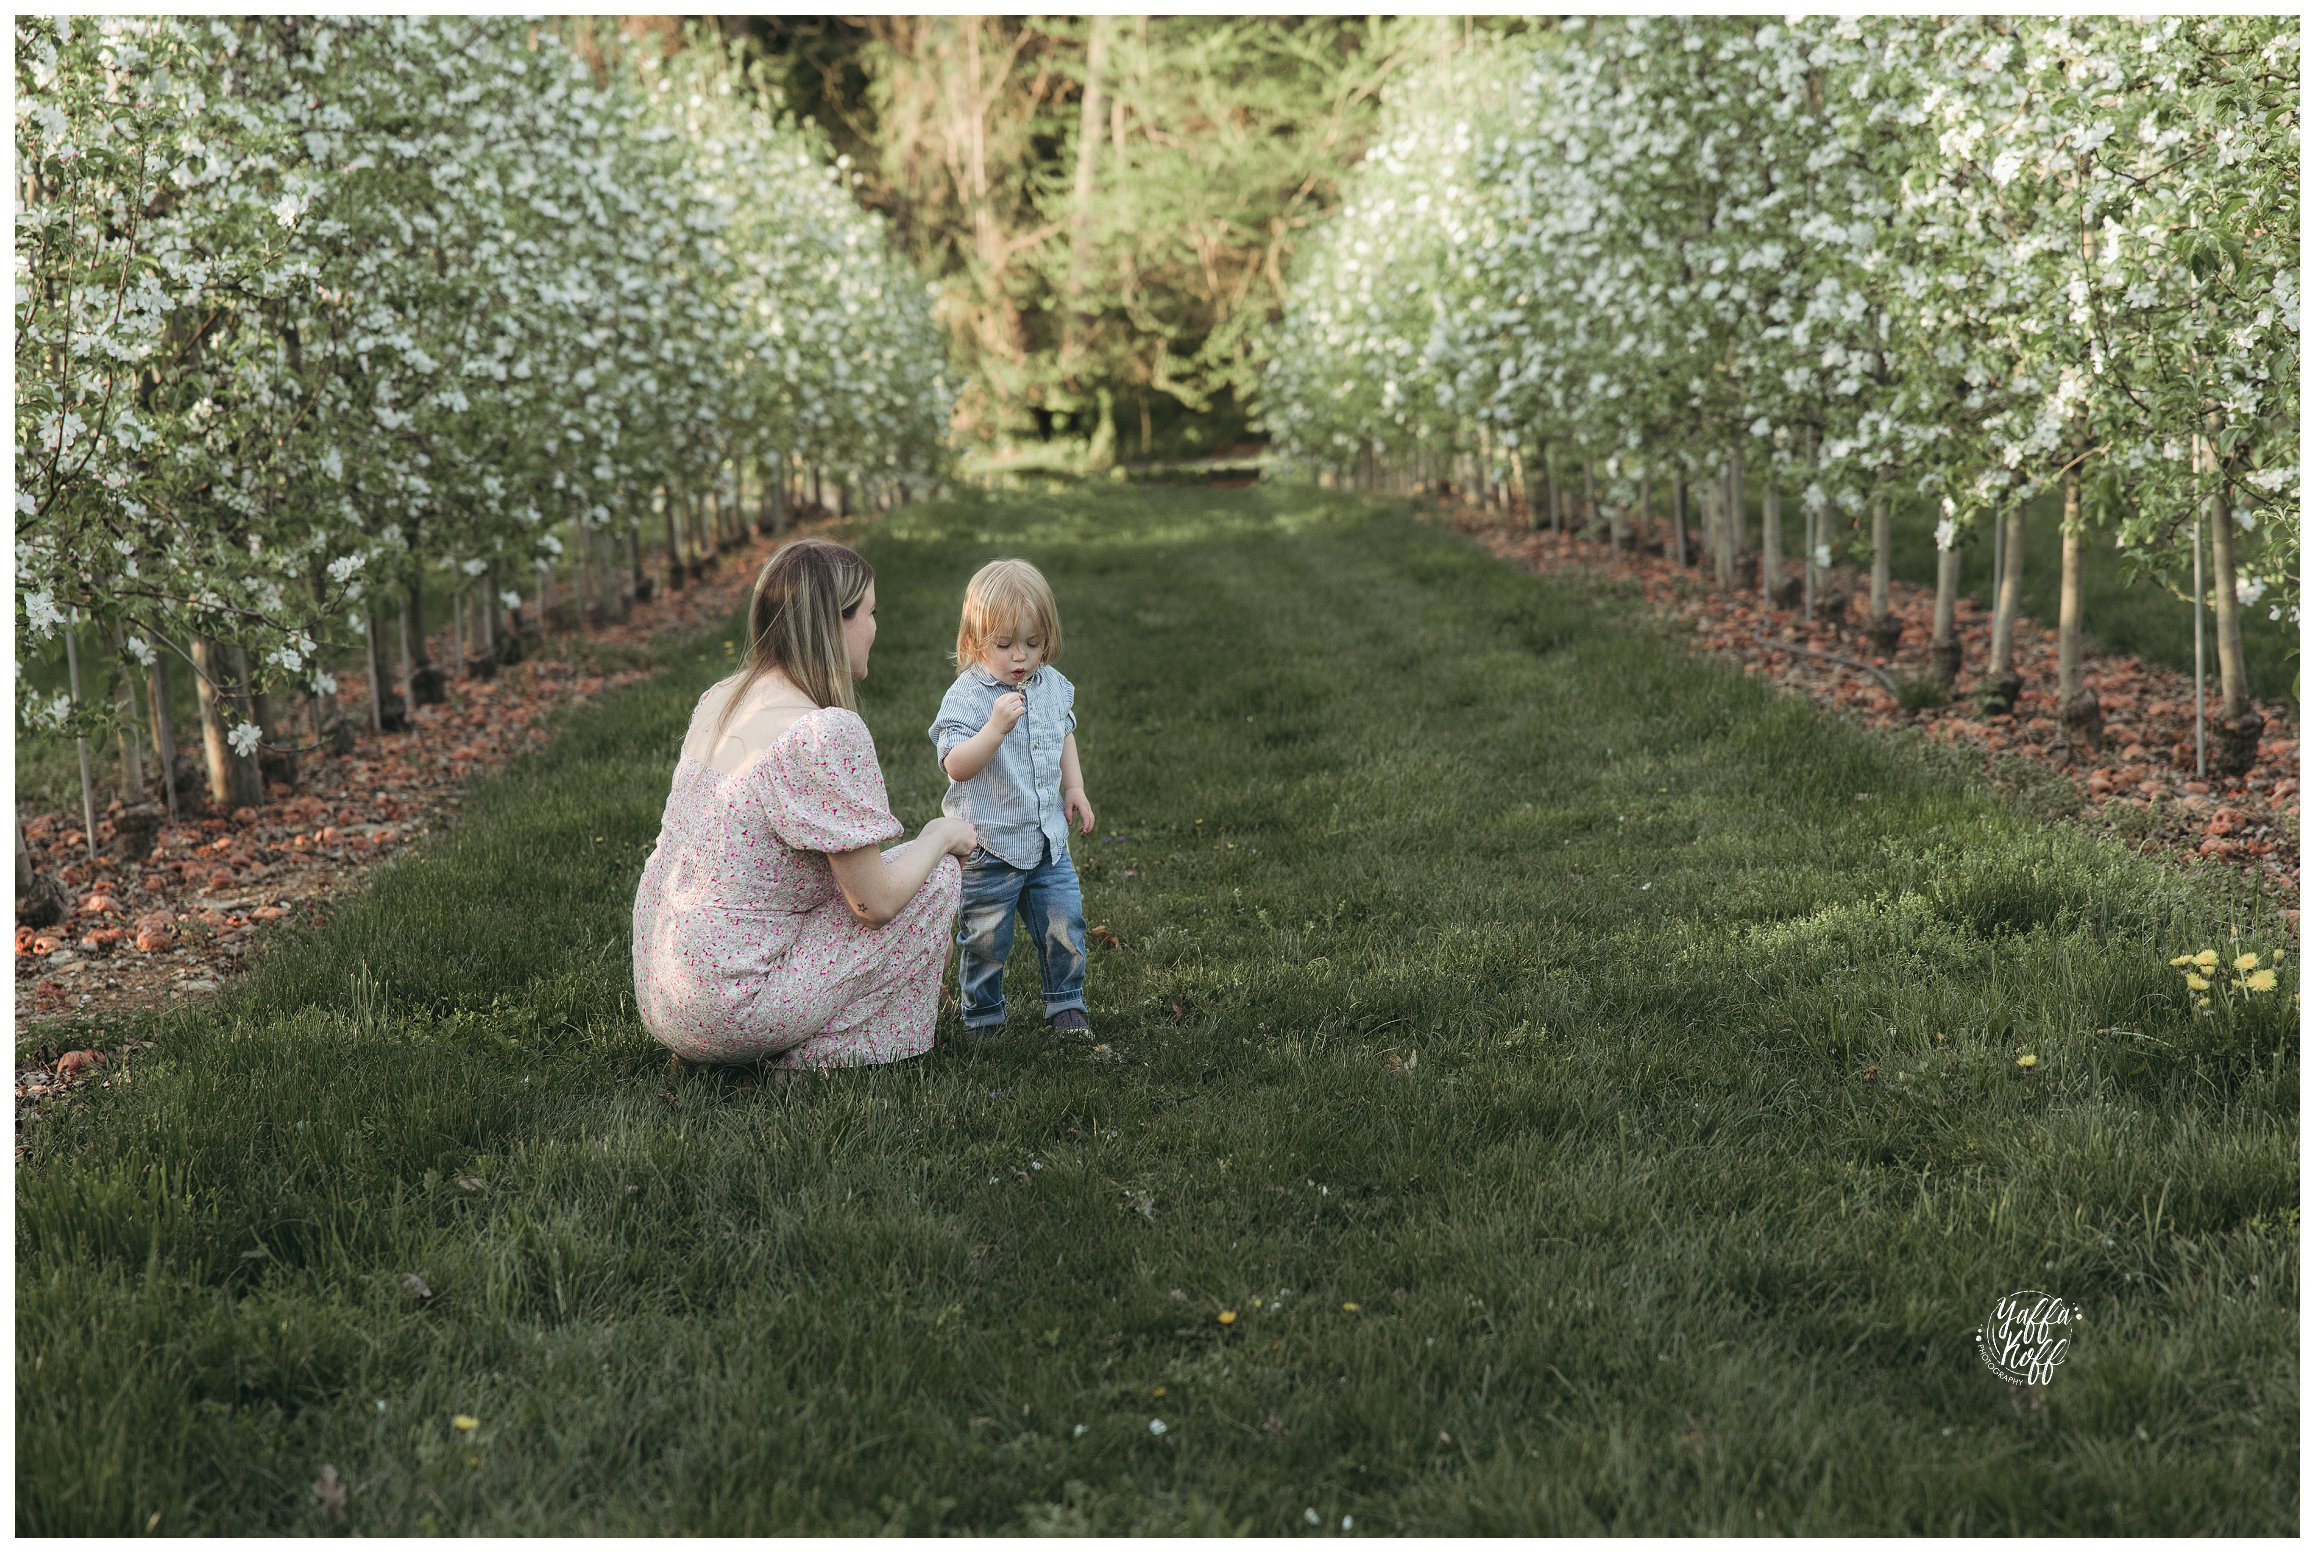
[975, 618, 1045, 686]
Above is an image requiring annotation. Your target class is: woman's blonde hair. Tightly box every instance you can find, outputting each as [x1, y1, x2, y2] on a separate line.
[711, 538, 874, 745]
[954, 558, 1062, 671]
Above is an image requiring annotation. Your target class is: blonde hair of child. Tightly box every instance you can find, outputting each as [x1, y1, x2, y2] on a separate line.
[954, 558, 1062, 671]
[711, 538, 874, 746]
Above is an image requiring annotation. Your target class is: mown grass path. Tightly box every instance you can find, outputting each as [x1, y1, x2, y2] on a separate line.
[17, 485, 2296, 1534]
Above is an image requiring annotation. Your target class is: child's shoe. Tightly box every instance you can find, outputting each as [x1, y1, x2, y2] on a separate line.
[1049, 1008, 1092, 1036]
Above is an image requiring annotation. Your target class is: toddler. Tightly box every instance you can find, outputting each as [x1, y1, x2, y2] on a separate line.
[930, 559, 1097, 1036]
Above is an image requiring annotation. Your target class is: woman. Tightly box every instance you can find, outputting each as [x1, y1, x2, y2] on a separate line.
[632, 538, 974, 1068]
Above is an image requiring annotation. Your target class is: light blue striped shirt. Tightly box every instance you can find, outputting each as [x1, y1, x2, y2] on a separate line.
[929, 665, 1078, 869]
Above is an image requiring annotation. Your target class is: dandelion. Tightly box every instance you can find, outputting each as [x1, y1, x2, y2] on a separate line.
[1305, 1509, 1322, 1526]
[452, 1414, 479, 1432]
[1343, 1516, 1355, 1531]
[2184, 974, 2211, 992]
[2015, 1053, 2037, 1069]
[2192, 949, 2219, 970]
[2241, 969, 2278, 992]
[1342, 1302, 1361, 1313]
[2234, 953, 2261, 972]
[2168, 954, 2195, 967]
[1149, 1418, 1167, 1436]
[1219, 1311, 1237, 1325]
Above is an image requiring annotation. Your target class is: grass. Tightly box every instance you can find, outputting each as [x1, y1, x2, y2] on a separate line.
[15, 482, 2297, 1534]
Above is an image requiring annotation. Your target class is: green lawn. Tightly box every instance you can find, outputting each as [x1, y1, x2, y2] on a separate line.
[16, 483, 2297, 1534]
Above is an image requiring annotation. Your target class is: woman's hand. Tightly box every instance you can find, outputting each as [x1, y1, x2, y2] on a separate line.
[931, 816, 979, 857]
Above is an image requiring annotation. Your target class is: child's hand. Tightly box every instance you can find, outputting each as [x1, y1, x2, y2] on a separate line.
[1064, 787, 1096, 835]
[989, 692, 1027, 732]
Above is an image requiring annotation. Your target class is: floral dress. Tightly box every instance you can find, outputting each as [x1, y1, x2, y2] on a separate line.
[632, 680, 961, 1068]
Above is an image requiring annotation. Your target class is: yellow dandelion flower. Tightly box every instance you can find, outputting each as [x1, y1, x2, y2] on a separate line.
[2241, 969, 2278, 992]
[2015, 1054, 2037, 1069]
[1153, 1386, 1167, 1398]
[452, 1415, 479, 1432]
[1251, 1297, 1263, 1308]
[2193, 949, 2219, 970]
[2235, 953, 2261, 972]
[1218, 1311, 1237, 1325]
[2168, 954, 2195, 967]
[1342, 1302, 1361, 1314]
[2271, 950, 2282, 965]
[2184, 973, 2211, 992]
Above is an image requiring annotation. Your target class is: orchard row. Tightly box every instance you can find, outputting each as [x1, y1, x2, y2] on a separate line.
[1261, 16, 2296, 771]
[17, 16, 951, 815]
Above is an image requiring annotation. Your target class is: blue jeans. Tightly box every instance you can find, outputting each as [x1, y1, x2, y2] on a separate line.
[955, 838, 1087, 1028]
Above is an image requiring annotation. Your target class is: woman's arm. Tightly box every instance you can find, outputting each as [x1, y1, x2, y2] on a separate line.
[829, 817, 976, 926]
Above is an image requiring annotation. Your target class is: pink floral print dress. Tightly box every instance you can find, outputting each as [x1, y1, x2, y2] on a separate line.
[632, 681, 962, 1068]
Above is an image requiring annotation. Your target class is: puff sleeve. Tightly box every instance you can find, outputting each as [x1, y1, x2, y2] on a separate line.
[760, 708, 906, 853]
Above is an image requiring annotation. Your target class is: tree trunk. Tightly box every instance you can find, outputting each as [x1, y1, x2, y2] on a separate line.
[362, 607, 400, 732]
[397, 594, 419, 713]
[149, 654, 181, 822]
[1800, 430, 1820, 623]
[17, 814, 66, 930]
[2203, 420, 2262, 774]
[1540, 446, 1559, 535]
[1710, 454, 1732, 590]
[1673, 474, 1689, 568]
[63, 615, 99, 860]
[482, 566, 502, 660]
[1801, 492, 1816, 625]
[1761, 474, 1782, 610]
[1724, 445, 1745, 589]
[1061, 15, 1113, 386]
[107, 627, 148, 807]
[406, 571, 444, 704]
[663, 486, 686, 592]
[1866, 494, 1900, 656]
[2055, 463, 2100, 752]
[191, 635, 263, 811]
[1930, 541, 1963, 687]
[245, 642, 297, 790]
[1979, 500, 2029, 714]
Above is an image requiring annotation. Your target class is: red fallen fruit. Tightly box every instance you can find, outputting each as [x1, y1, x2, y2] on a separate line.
[142, 873, 170, 892]
[252, 905, 287, 922]
[56, 1050, 104, 1079]
[319, 826, 341, 844]
[135, 927, 174, 953]
[14, 926, 35, 954]
[2205, 807, 2246, 837]
[81, 894, 118, 915]
[206, 869, 236, 891]
[80, 928, 126, 952]
[31, 934, 62, 956]
[232, 806, 259, 825]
